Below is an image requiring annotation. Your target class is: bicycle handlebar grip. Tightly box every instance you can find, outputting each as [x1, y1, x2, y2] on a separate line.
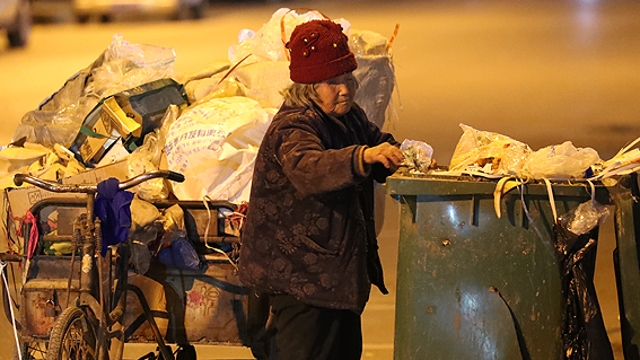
[167, 171, 186, 183]
[13, 174, 26, 186]
[0, 253, 22, 263]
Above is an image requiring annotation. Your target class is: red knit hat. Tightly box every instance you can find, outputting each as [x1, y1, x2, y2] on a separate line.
[286, 20, 358, 84]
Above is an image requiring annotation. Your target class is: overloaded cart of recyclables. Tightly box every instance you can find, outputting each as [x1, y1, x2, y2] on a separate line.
[0, 8, 399, 360]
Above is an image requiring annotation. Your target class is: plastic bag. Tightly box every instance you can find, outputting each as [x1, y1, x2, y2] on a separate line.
[131, 240, 151, 274]
[558, 200, 610, 236]
[400, 139, 433, 174]
[522, 141, 601, 180]
[165, 96, 271, 202]
[228, 8, 339, 63]
[127, 132, 170, 201]
[87, 34, 176, 98]
[13, 34, 176, 149]
[352, 51, 395, 130]
[552, 224, 615, 360]
[449, 124, 532, 176]
[157, 236, 201, 271]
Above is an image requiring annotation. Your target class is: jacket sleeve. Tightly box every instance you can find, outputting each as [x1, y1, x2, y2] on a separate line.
[273, 114, 371, 197]
[355, 105, 400, 183]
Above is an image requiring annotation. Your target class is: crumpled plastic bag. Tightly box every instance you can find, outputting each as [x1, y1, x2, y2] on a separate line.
[400, 139, 433, 174]
[449, 123, 532, 176]
[87, 34, 176, 98]
[558, 200, 609, 236]
[522, 141, 601, 180]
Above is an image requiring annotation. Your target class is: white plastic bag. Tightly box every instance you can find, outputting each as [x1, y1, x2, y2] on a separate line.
[228, 8, 343, 63]
[165, 96, 272, 202]
[522, 141, 601, 179]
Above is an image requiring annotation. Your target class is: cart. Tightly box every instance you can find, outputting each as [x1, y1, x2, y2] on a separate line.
[1, 171, 269, 360]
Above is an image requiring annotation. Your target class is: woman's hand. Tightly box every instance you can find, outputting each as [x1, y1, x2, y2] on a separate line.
[363, 143, 404, 170]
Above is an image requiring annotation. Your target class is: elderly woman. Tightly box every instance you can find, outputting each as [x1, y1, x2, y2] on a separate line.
[238, 19, 404, 360]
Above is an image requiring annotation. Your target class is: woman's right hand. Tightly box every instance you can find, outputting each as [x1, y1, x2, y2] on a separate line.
[363, 143, 404, 170]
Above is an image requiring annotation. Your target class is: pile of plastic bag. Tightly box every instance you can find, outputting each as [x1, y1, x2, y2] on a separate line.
[428, 123, 640, 182]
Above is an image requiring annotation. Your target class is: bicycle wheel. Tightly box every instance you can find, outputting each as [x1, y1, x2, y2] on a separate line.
[46, 306, 97, 360]
[15, 341, 48, 359]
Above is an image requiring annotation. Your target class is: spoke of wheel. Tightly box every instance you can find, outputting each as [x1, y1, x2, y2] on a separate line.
[61, 317, 90, 359]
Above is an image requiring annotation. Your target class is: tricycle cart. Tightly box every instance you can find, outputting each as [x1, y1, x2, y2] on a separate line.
[1, 171, 268, 360]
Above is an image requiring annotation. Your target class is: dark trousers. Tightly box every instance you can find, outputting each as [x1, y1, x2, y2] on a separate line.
[269, 294, 363, 360]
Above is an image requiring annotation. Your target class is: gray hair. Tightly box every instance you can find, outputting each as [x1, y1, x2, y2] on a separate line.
[281, 82, 321, 108]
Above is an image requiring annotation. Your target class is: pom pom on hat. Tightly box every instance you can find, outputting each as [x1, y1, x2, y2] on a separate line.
[286, 20, 358, 83]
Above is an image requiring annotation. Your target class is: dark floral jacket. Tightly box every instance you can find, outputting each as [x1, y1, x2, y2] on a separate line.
[238, 103, 396, 313]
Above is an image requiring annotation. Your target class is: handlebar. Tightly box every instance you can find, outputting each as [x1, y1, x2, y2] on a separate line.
[0, 253, 22, 263]
[13, 170, 185, 194]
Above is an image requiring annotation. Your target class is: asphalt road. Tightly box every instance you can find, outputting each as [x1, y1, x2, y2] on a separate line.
[1, 0, 639, 358]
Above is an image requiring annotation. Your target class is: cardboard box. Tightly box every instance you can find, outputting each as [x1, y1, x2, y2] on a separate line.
[5, 186, 86, 222]
[62, 159, 130, 185]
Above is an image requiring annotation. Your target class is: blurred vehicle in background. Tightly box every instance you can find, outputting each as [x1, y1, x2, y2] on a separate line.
[31, 0, 74, 23]
[0, 0, 31, 48]
[74, 0, 207, 22]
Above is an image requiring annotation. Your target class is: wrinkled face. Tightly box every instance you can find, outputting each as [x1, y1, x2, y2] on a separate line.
[314, 72, 359, 116]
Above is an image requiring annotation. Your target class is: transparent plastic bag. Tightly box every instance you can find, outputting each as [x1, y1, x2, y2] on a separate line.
[131, 240, 151, 275]
[400, 139, 434, 174]
[87, 34, 176, 98]
[558, 200, 610, 236]
[13, 34, 176, 149]
[449, 124, 532, 176]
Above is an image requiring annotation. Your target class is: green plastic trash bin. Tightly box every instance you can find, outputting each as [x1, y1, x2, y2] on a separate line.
[386, 174, 605, 360]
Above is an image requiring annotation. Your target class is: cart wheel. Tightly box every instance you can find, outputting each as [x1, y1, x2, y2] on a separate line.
[14, 341, 48, 359]
[46, 306, 97, 360]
